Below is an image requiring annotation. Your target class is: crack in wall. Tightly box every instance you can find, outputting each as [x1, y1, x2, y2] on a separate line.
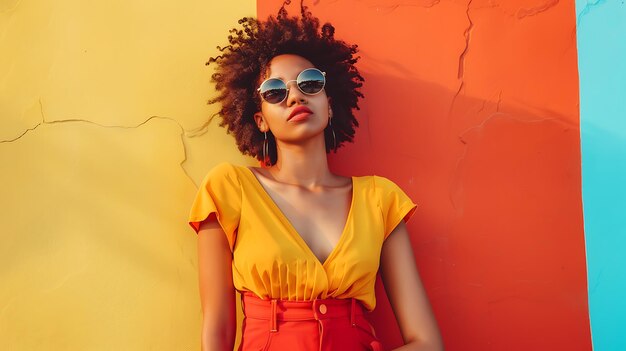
[472, 2, 500, 11]
[516, 0, 559, 19]
[576, 0, 607, 26]
[458, 0, 474, 81]
[312, 0, 444, 15]
[447, 0, 474, 120]
[496, 90, 502, 111]
[185, 112, 221, 138]
[448, 82, 465, 120]
[477, 90, 503, 114]
[0, 99, 207, 187]
[366, 0, 441, 15]
[354, 0, 441, 11]
[1, 123, 43, 144]
[0, 99, 47, 143]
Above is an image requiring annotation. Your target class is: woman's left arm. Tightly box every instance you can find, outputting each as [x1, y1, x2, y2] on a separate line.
[380, 220, 444, 351]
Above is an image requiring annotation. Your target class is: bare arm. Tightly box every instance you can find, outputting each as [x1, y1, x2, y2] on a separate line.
[380, 220, 444, 351]
[197, 213, 237, 351]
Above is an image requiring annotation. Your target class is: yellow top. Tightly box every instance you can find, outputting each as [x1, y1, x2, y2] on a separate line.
[188, 162, 417, 311]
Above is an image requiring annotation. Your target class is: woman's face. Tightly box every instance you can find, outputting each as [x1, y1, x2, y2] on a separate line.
[254, 54, 331, 144]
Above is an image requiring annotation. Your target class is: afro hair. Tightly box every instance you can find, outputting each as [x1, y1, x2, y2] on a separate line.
[206, 0, 364, 165]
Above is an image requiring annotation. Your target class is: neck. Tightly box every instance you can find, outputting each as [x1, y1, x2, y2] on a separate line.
[270, 134, 331, 189]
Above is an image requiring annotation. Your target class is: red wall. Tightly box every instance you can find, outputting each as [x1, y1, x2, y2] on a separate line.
[258, 1, 591, 350]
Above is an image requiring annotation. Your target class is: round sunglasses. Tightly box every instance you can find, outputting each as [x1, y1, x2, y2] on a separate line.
[257, 68, 326, 104]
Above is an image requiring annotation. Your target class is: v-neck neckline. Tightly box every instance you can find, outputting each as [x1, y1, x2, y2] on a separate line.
[241, 165, 356, 267]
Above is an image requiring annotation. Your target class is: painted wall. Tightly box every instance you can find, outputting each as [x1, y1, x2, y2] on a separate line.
[576, 1, 626, 350]
[257, 1, 591, 350]
[0, 0, 255, 349]
[3, 0, 611, 350]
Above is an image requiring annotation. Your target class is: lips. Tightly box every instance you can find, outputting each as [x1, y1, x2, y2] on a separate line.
[288, 106, 313, 121]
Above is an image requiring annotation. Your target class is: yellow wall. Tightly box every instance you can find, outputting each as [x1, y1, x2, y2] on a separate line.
[0, 1, 255, 349]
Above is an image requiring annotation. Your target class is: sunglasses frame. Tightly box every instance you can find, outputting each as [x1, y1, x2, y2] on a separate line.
[257, 68, 327, 104]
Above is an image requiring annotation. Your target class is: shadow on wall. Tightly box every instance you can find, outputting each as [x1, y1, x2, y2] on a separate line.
[328, 71, 589, 351]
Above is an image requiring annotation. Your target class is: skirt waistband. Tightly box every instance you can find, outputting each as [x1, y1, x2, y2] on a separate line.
[241, 292, 365, 331]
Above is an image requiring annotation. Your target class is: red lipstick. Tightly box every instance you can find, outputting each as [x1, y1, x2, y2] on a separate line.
[288, 106, 313, 121]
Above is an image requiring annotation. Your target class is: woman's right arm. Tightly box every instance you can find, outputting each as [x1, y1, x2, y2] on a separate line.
[197, 213, 236, 351]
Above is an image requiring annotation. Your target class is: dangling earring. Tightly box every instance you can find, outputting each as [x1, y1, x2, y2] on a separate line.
[328, 116, 337, 152]
[262, 131, 270, 166]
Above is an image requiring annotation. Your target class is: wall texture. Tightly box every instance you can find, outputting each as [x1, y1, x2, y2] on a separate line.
[576, 0, 626, 349]
[0, 0, 255, 350]
[6, 0, 626, 350]
[258, 1, 591, 350]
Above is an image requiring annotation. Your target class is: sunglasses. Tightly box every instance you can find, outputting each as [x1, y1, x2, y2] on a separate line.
[257, 68, 326, 104]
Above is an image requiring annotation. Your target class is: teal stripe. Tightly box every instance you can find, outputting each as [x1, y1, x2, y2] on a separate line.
[576, 1, 626, 349]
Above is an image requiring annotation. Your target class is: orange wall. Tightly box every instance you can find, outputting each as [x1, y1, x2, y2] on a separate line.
[258, 1, 590, 350]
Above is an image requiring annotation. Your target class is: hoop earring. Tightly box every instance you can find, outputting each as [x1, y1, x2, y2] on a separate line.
[328, 118, 337, 151]
[262, 131, 270, 166]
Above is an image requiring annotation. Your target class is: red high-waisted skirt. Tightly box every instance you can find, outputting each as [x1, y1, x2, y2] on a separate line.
[239, 292, 383, 351]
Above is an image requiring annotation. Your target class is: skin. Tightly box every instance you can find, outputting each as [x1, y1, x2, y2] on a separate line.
[197, 54, 443, 350]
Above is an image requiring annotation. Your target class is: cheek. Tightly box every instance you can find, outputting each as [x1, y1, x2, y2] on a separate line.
[316, 95, 330, 113]
[261, 104, 284, 124]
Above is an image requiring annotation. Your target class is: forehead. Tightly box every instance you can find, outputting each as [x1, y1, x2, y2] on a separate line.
[266, 54, 316, 79]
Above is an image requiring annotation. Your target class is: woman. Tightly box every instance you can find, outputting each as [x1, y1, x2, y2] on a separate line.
[188, 3, 443, 350]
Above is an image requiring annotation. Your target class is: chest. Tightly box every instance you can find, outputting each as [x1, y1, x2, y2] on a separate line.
[235, 173, 386, 277]
[259, 181, 353, 263]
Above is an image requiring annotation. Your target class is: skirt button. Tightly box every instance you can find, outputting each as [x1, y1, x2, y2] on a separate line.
[319, 304, 327, 314]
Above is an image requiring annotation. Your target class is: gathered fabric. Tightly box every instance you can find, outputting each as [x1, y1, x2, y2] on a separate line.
[188, 162, 417, 311]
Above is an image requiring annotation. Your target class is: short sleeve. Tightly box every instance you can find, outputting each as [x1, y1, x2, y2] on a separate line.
[188, 162, 242, 251]
[375, 176, 418, 240]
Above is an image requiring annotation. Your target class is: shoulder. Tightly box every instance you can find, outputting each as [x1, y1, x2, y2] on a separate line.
[208, 161, 239, 175]
[359, 174, 413, 204]
[372, 175, 399, 188]
[206, 161, 245, 178]
[200, 162, 243, 188]
[359, 174, 404, 193]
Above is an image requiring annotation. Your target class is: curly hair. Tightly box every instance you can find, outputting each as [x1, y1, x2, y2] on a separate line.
[205, 0, 364, 166]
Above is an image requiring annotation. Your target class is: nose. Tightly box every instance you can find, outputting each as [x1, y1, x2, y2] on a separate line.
[284, 80, 307, 106]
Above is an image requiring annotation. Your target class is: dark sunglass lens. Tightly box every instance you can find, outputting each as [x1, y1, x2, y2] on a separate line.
[298, 69, 325, 94]
[261, 89, 287, 104]
[260, 79, 287, 104]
